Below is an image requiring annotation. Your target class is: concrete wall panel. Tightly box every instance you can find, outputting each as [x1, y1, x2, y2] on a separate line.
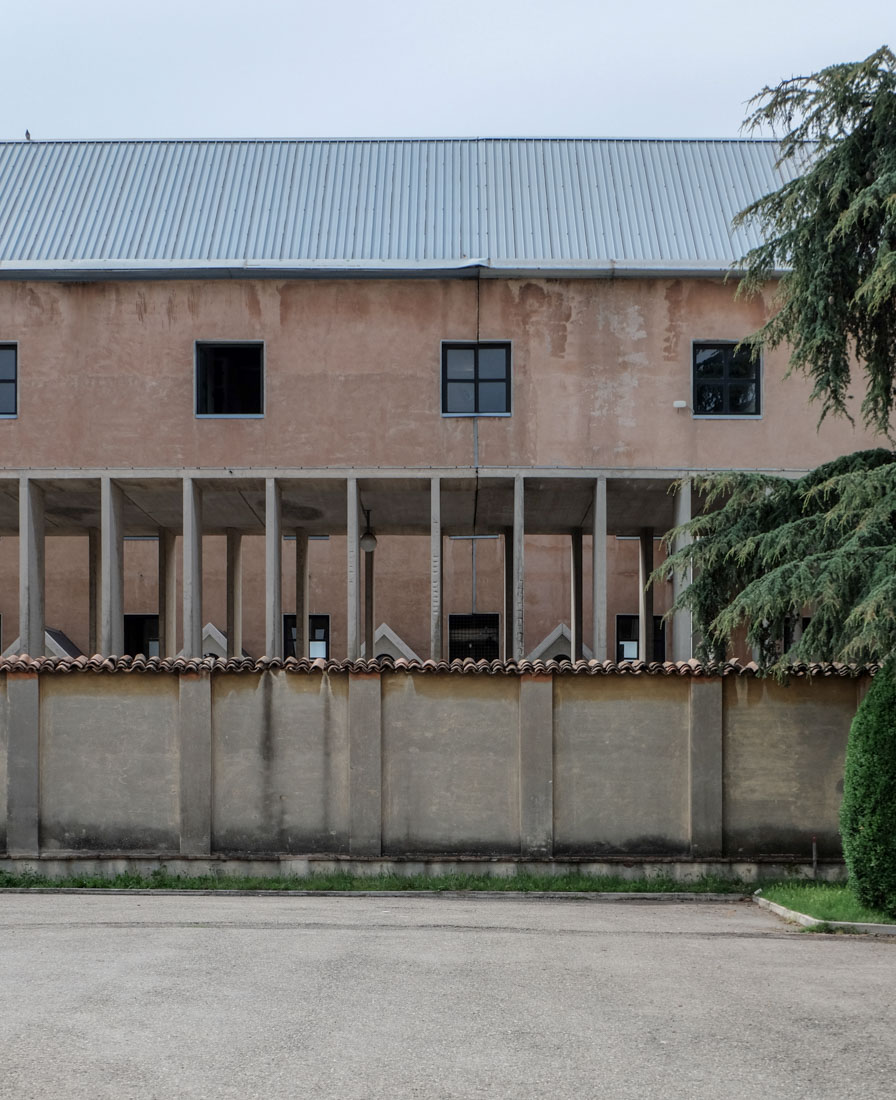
[211, 672, 350, 853]
[381, 674, 520, 854]
[723, 678, 854, 858]
[553, 677, 690, 854]
[39, 676, 179, 850]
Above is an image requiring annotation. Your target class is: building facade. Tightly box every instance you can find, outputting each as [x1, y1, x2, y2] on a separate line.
[0, 139, 878, 663]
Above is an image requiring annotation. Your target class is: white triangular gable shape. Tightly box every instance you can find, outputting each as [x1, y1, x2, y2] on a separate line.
[360, 622, 421, 661]
[2, 629, 84, 659]
[525, 623, 593, 662]
[177, 622, 228, 658]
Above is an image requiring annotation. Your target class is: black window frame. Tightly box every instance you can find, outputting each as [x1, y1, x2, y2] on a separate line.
[0, 343, 17, 418]
[441, 342, 511, 417]
[615, 614, 666, 663]
[195, 341, 265, 418]
[283, 614, 330, 660]
[448, 613, 501, 662]
[692, 341, 761, 418]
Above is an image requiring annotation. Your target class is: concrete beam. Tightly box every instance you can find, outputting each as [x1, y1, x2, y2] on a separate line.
[591, 477, 607, 661]
[348, 673, 382, 855]
[265, 480, 282, 659]
[503, 528, 513, 661]
[182, 478, 203, 658]
[6, 673, 40, 856]
[512, 476, 525, 661]
[158, 529, 177, 659]
[100, 477, 124, 656]
[18, 478, 45, 657]
[179, 672, 212, 856]
[672, 479, 694, 662]
[689, 678, 724, 857]
[638, 527, 655, 663]
[226, 528, 243, 659]
[430, 478, 442, 661]
[519, 675, 553, 856]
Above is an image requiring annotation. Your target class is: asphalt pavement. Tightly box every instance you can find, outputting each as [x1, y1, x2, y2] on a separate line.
[1, 893, 893, 1099]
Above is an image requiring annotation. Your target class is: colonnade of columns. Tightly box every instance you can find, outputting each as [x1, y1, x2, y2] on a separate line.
[11, 472, 694, 662]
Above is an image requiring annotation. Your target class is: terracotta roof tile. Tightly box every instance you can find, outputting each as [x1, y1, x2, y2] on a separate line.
[0, 655, 878, 677]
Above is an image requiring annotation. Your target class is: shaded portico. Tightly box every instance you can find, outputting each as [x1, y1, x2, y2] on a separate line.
[1, 467, 698, 662]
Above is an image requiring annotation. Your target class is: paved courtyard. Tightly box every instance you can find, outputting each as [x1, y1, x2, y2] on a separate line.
[0, 892, 893, 1099]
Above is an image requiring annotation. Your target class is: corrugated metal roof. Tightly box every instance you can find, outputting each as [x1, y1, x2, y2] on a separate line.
[0, 139, 801, 276]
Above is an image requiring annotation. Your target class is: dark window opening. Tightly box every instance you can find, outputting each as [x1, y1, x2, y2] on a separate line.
[284, 614, 330, 659]
[442, 343, 511, 415]
[448, 613, 500, 662]
[124, 614, 159, 657]
[616, 614, 665, 662]
[693, 342, 760, 416]
[0, 345, 17, 416]
[196, 343, 264, 416]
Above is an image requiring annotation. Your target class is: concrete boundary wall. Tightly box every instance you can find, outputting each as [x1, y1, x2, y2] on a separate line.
[0, 663, 867, 862]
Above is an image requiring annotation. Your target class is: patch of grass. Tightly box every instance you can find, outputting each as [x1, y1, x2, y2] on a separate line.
[762, 882, 895, 925]
[0, 867, 746, 894]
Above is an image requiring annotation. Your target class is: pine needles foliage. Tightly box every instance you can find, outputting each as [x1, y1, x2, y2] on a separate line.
[735, 46, 896, 435]
[839, 662, 896, 916]
[654, 449, 896, 672]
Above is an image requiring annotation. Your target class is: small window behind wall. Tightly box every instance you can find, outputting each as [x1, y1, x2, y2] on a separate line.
[196, 342, 264, 416]
[615, 614, 665, 662]
[283, 614, 330, 659]
[448, 613, 500, 662]
[124, 614, 159, 657]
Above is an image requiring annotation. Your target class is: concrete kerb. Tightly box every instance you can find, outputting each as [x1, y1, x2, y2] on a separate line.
[0, 888, 749, 902]
[754, 893, 896, 936]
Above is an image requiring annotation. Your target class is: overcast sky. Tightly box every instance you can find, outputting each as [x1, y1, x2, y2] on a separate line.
[2, 0, 892, 141]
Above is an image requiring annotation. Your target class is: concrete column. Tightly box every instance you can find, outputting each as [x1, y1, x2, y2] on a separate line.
[689, 678, 724, 856]
[178, 671, 212, 856]
[226, 528, 243, 659]
[346, 477, 360, 659]
[265, 479, 282, 659]
[519, 675, 553, 856]
[18, 478, 45, 657]
[87, 527, 100, 655]
[503, 527, 513, 661]
[158, 529, 177, 659]
[100, 478, 125, 656]
[294, 528, 309, 659]
[364, 546, 375, 658]
[638, 527, 655, 663]
[512, 475, 525, 661]
[570, 528, 584, 661]
[6, 673, 40, 856]
[348, 672, 382, 855]
[672, 479, 694, 662]
[182, 478, 203, 658]
[591, 476, 607, 661]
[430, 478, 442, 660]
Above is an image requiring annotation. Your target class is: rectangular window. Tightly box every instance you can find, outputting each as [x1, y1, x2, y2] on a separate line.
[692, 341, 760, 417]
[442, 343, 511, 416]
[0, 345, 17, 416]
[448, 613, 500, 661]
[615, 614, 665, 662]
[196, 342, 264, 416]
[124, 614, 160, 657]
[283, 614, 330, 659]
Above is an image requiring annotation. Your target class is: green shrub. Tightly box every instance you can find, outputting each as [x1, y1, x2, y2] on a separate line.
[840, 663, 896, 917]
